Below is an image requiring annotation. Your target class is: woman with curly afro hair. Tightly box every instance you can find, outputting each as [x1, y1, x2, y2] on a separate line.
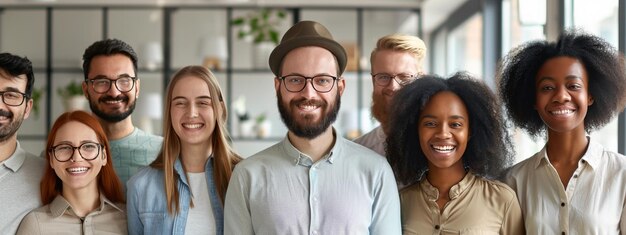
[386, 72, 523, 234]
[499, 30, 626, 234]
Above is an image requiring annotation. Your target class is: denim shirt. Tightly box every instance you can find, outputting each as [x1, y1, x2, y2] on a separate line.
[127, 158, 223, 235]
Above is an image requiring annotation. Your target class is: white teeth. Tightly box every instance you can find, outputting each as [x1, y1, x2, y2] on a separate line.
[299, 105, 317, 111]
[433, 145, 455, 152]
[551, 109, 573, 115]
[105, 100, 123, 104]
[67, 167, 88, 173]
[183, 123, 203, 129]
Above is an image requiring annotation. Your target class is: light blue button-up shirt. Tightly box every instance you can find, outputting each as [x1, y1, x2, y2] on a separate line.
[224, 133, 401, 235]
[127, 157, 223, 235]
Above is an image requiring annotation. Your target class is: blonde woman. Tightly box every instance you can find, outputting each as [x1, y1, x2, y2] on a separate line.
[127, 66, 241, 235]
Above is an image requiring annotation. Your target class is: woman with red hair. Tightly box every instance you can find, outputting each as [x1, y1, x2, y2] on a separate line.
[16, 110, 126, 234]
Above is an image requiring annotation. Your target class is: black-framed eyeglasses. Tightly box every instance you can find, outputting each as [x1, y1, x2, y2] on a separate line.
[0, 90, 29, 106]
[87, 75, 137, 94]
[49, 142, 103, 162]
[278, 75, 338, 93]
[372, 73, 418, 87]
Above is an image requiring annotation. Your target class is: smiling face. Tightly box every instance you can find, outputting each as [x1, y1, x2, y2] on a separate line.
[83, 54, 138, 123]
[418, 91, 469, 171]
[0, 70, 31, 143]
[170, 75, 216, 147]
[50, 121, 106, 193]
[371, 50, 421, 126]
[275, 46, 344, 139]
[535, 56, 593, 135]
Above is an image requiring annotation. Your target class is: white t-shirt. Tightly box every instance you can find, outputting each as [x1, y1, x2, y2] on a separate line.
[185, 172, 216, 235]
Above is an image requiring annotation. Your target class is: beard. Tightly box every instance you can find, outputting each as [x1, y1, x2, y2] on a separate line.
[371, 92, 388, 127]
[88, 93, 136, 123]
[277, 92, 340, 139]
[0, 108, 25, 143]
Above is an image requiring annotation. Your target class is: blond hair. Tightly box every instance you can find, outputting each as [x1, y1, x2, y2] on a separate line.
[370, 34, 427, 69]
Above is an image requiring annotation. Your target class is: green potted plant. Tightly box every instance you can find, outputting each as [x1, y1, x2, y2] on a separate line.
[57, 80, 86, 111]
[254, 112, 271, 139]
[232, 8, 287, 45]
[29, 87, 44, 119]
[232, 8, 287, 68]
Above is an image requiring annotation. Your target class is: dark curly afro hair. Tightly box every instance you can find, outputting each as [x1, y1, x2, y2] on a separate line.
[498, 29, 626, 137]
[386, 72, 514, 186]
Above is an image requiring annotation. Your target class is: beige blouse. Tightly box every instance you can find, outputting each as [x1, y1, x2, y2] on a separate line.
[16, 194, 127, 235]
[400, 171, 524, 235]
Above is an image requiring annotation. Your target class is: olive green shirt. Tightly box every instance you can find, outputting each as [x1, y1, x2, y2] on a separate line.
[400, 171, 524, 235]
[16, 194, 127, 235]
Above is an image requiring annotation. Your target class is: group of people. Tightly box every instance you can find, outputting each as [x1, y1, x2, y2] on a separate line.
[0, 19, 624, 235]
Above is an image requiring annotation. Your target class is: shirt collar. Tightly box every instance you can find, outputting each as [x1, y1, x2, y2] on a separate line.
[281, 129, 342, 167]
[533, 136, 602, 170]
[420, 171, 475, 200]
[2, 142, 26, 172]
[49, 194, 123, 218]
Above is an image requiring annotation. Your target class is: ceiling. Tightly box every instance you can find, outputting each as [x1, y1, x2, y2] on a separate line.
[3, 0, 467, 35]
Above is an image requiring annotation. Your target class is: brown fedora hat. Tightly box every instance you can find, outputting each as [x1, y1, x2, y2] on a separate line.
[269, 20, 347, 76]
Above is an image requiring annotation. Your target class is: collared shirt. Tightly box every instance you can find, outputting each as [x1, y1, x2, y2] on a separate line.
[504, 139, 626, 234]
[0, 142, 45, 234]
[16, 194, 127, 235]
[354, 125, 386, 156]
[224, 133, 401, 235]
[110, 127, 163, 184]
[127, 157, 223, 235]
[401, 171, 524, 235]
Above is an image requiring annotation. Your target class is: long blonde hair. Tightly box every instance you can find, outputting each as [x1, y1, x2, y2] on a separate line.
[150, 65, 241, 215]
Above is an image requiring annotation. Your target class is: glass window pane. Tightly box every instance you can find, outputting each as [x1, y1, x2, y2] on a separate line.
[446, 13, 482, 78]
[571, 0, 619, 152]
[0, 9, 47, 69]
[52, 9, 102, 68]
[109, 9, 163, 71]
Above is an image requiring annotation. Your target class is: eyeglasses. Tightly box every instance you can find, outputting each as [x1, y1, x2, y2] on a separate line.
[0, 90, 28, 106]
[87, 76, 137, 94]
[49, 142, 103, 162]
[278, 75, 338, 93]
[372, 73, 418, 87]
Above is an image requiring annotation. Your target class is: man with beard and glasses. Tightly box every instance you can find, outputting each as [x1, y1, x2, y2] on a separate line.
[0, 53, 45, 234]
[224, 21, 401, 235]
[354, 34, 426, 157]
[81, 39, 162, 184]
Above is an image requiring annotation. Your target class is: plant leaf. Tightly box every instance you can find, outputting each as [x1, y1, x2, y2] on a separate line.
[269, 30, 279, 44]
[232, 18, 245, 25]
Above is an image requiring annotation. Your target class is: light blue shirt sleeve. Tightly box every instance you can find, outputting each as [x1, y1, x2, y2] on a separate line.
[224, 166, 254, 235]
[127, 178, 143, 235]
[370, 162, 402, 235]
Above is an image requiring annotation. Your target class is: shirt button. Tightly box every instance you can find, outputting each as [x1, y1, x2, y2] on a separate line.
[312, 230, 318, 235]
[573, 174, 578, 178]
[435, 225, 440, 230]
[561, 202, 565, 207]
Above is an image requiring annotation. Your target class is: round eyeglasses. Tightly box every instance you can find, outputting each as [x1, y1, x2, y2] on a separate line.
[279, 75, 338, 93]
[0, 90, 28, 106]
[49, 142, 103, 162]
[372, 73, 418, 87]
[87, 76, 137, 94]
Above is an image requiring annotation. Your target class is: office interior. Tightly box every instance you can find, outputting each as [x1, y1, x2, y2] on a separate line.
[1, 0, 624, 160]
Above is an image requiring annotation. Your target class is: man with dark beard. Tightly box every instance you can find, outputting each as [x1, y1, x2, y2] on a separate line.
[81, 39, 162, 184]
[0, 53, 45, 234]
[224, 21, 401, 235]
[354, 34, 426, 156]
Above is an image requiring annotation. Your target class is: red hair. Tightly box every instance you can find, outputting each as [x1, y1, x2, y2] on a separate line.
[40, 110, 124, 205]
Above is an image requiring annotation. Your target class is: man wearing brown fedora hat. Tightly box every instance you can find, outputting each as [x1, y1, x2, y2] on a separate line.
[225, 21, 401, 234]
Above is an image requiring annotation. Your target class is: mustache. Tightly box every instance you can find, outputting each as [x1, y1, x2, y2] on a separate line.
[0, 109, 13, 119]
[98, 95, 128, 103]
[291, 98, 325, 107]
